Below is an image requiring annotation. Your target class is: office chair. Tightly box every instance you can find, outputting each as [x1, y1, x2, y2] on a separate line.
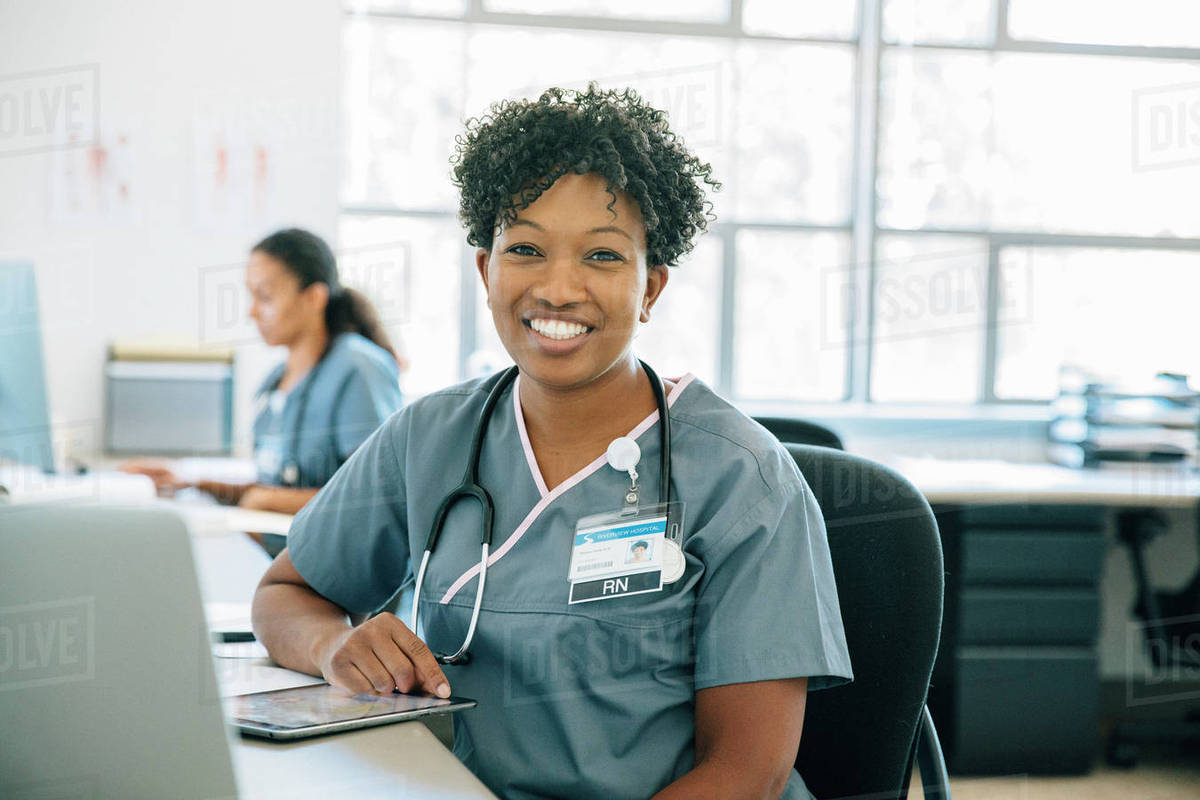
[758, 418, 951, 798]
[754, 416, 845, 451]
[787, 443, 948, 800]
[1107, 509, 1200, 766]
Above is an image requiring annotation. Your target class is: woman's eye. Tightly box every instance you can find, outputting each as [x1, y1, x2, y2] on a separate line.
[508, 244, 540, 257]
[588, 250, 622, 263]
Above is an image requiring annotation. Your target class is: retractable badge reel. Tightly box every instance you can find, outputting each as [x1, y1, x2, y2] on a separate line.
[606, 437, 686, 583]
[564, 437, 686, 605]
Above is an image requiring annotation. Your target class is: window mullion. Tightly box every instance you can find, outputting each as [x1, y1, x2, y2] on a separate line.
[849, 0, 882, 402]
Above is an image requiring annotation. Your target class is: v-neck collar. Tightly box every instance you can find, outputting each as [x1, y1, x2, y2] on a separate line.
[440, 371, 696, 605]
[512, 372, 694, 499]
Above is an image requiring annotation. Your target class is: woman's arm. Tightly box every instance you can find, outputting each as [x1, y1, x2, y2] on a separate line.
[237, 485, 320, 514]
[651, 678, 808, 800]
[193, 479, 252, 506]
[253, 550, 451, 698]
[118, 462, 254, 504]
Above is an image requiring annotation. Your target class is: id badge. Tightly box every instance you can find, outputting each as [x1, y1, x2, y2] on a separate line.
[567, 501, 685, 605]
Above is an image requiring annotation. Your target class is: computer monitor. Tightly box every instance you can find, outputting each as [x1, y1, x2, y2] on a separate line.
[0, 262, 55, 473]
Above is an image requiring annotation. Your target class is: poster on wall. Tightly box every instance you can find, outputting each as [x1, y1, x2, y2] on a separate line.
[190, 111, 276, 232]
[47, 121, 141, 227]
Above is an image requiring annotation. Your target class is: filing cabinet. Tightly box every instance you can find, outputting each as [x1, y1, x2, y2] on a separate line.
[928, 504, 1107, 774]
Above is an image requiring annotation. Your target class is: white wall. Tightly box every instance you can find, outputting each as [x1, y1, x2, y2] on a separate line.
[0, 0, 341, 458]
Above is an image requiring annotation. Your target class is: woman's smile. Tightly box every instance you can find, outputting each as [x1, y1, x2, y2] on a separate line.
[522, 311, 596, 354]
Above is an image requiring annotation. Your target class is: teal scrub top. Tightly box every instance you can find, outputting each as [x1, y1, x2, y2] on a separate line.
[252, 332, 402, 488]
[287, 369, 853, 800]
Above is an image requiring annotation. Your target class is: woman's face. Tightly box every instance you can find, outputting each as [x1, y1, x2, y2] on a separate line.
[246, 251, 327, 348]
[476, 172, 668, 391]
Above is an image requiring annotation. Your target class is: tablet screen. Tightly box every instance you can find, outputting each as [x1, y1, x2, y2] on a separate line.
[233, 683, 452, 730]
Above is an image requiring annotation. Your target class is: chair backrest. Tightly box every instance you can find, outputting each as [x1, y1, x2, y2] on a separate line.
[787, 443, 944, 800]
[755, 416, 844, 451]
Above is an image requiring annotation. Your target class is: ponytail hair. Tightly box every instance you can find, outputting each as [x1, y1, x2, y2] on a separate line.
[252, 228, 398, 362]
[323, 287, 397, 362]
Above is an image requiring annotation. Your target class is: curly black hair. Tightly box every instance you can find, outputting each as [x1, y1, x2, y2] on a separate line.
[450, 84, 721, 267]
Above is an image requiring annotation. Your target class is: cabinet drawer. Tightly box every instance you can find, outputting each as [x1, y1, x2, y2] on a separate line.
[959, 588, 1099, 645]
[951, 647, 1098, 774]
[961, 531, 1105, 585]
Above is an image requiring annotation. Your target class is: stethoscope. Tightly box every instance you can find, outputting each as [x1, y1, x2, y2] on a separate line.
[256, 347, 331, 488]
[410, 359, 673, 666]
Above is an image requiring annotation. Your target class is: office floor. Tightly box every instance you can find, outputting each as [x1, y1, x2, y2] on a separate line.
[910, 760, 1200, 800]
[908, 685, 1200, 799]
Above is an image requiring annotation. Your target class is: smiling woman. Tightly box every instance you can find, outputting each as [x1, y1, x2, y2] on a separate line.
[254, 85, 852, 800]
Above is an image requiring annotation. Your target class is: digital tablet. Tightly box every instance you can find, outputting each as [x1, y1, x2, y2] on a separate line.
[231, 682, 476, 740]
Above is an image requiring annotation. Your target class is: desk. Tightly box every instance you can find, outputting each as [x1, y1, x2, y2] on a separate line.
[884, 458, 1200, 775]
[218, 660, 496, 799]
[887, 457, 1200, 508]
[168, 498, 293, 537]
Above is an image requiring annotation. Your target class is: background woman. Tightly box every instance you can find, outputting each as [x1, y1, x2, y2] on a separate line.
[124, 228, 404, 555]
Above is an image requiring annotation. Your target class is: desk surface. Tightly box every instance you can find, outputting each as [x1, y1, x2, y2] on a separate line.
[169, 498, 293, 536]
[886, 457, 1200, 508]
[219, 660, 496, 800]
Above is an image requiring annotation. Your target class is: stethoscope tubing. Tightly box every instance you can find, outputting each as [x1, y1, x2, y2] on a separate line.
[411, 361, 671, 666]
[255, 345, 332, 488]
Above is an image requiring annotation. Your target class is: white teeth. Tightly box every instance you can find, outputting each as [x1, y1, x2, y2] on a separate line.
[530, 318, 589, 340]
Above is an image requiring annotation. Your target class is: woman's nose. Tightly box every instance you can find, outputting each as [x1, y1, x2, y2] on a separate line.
[532, 259, 587, 307]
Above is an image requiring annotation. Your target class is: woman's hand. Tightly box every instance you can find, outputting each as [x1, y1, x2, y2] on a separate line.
[118, 458, 186, 494]
[314, 612, 452, 699]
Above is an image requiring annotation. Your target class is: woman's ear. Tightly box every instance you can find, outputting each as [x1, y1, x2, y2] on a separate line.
[640, 265, 669, 323]
[475, 248, 492, 307]
[305, 281, 331, 316]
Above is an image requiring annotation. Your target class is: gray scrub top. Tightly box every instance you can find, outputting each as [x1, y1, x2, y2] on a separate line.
[287, 370, 853, 800]
[252, 332, 402, 488]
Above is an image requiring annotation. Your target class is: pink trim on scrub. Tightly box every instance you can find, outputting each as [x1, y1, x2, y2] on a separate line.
[439, 372, 696, 604]
[512, 374, 550, 499]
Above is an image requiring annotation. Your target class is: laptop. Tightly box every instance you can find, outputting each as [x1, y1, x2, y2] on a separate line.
[0, 503, 239, 799]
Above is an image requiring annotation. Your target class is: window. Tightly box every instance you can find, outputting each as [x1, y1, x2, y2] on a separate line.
[882, 0, 994, 45]
[1007, 0, 1200, 49]
[734, 230, 851, 401]
[994, 247, 1200, 400]
[341, 1, 1200, 405]
[483, 0, 728, 23]
[870, 235, 989, 403]
[877, 50, 1200, 236]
